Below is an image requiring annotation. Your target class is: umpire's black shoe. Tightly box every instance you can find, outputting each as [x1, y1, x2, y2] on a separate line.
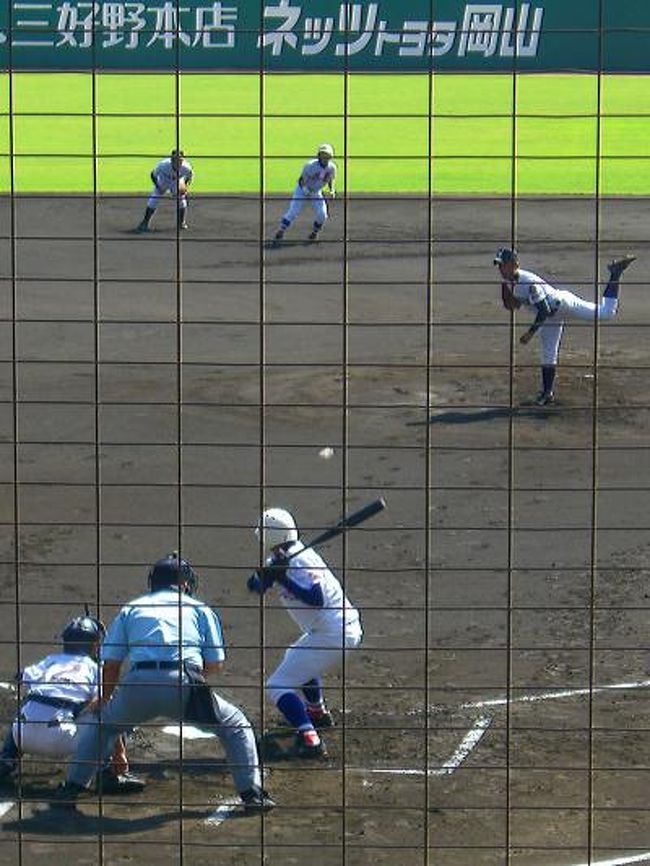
[240, 786, 276, 814]
[0, 761, 15, 782]
[97, 768, 146, 794]
[49, 781, 85, 811]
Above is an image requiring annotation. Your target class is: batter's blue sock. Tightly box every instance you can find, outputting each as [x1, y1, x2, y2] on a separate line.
[603, 277, 619, 299]
[302, 678, 324, 707]
[542, 365, 556, 394]
[277, 692, 313, 731]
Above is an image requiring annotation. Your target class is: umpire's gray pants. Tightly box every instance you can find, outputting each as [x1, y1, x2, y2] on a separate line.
[66, 668, 261, 794]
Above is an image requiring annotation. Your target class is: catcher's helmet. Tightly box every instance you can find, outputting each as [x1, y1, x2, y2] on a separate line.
[62, 616, 105, 655]
[148, 552, 198, 596]
[256, 508, 298, 553]
[494, 247, 519, 265]
[317, 143, 334, 158]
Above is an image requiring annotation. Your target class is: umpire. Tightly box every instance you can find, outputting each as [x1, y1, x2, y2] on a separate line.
[54, 553, 274, 814]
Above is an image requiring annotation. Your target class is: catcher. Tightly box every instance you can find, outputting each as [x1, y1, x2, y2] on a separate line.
[136, 148, 193, 233]
[52, 554, 273, 814]
[248, 508, 363, 759]
[495, 247, 636, 406]
[273, 143, 336, 243]
[0, 614, 144, 793]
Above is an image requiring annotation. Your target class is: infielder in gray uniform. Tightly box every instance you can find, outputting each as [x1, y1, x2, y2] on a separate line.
[53, 554, 274, 814]
[495, 247, 636, 405]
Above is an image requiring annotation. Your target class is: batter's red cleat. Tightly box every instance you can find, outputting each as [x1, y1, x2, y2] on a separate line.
[290, 731, 328, 760]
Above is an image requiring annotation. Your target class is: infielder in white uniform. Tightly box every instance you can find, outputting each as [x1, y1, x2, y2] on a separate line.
[495, 247, 636, 405]
[0, 615, 143, 793]
[137, 148, 193, 233]
[248, 508, 362, 758]
[274, 144, 337, 243]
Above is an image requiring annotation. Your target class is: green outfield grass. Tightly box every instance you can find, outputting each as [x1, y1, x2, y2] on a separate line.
[0, 73, 649, 194]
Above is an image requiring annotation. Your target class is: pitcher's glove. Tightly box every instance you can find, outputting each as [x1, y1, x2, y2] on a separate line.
[502, 282, 521, 312]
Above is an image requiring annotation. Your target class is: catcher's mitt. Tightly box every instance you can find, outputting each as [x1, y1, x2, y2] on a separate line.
[501, 281, 521, 312]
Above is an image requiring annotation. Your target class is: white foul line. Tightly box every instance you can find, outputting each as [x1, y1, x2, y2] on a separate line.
[361, 715, 492, 778]
[461, 679, 650, 710]
[204, 798, 240, 827]
[560, 854, 650, 866]
[0, 802, 15, 819]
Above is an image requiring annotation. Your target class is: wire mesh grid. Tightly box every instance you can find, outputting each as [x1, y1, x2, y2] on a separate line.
[0, 2, 649, 865]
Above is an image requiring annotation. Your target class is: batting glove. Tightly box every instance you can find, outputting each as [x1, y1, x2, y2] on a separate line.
[246, 568, 275, 595]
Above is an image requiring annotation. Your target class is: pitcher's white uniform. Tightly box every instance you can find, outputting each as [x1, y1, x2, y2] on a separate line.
[496, 246, 635, 405]
[12, 653, 98, 758]
[265, 541, 362, 704]
[511, 267, 619, 366]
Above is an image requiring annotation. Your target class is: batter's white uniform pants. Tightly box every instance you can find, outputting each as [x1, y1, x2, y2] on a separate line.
[538, 290, 618, 366]
[147, 180, 188, 210]
[11, 700, 84, 759]
[281, 185, 329, 229]
[266, 622, 363, 704]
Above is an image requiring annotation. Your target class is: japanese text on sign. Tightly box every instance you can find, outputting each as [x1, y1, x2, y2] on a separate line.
[5, 1, 544, 59]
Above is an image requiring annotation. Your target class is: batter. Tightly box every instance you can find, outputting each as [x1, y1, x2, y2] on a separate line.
[248, 508, 362, 759]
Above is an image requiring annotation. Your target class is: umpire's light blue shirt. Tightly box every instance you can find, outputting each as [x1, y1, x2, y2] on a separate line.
[101, 589, 226, 668]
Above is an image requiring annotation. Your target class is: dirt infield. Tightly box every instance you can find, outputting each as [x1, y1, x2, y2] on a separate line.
[0, 194, 648, 866]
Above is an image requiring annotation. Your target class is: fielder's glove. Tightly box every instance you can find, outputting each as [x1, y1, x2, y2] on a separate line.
[501, 281, 521, 312]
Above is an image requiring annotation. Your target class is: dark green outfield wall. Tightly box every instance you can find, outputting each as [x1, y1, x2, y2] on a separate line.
[1, 1, 648, 72]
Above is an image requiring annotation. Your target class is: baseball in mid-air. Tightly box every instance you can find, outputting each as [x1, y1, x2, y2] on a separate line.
[319, 447, 335, 460]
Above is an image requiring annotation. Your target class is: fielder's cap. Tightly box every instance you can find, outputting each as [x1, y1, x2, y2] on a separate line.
[317, 143, 334, 157]
[494, 247, 519, 265]
[171, 148, 185, 158]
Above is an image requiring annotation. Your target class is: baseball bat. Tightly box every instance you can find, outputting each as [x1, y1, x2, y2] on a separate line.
[285, 497, 387, 562]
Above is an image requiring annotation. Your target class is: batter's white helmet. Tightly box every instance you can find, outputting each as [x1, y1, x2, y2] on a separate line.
[256, 508, 298, 552]
[317, 143, 334, 157]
